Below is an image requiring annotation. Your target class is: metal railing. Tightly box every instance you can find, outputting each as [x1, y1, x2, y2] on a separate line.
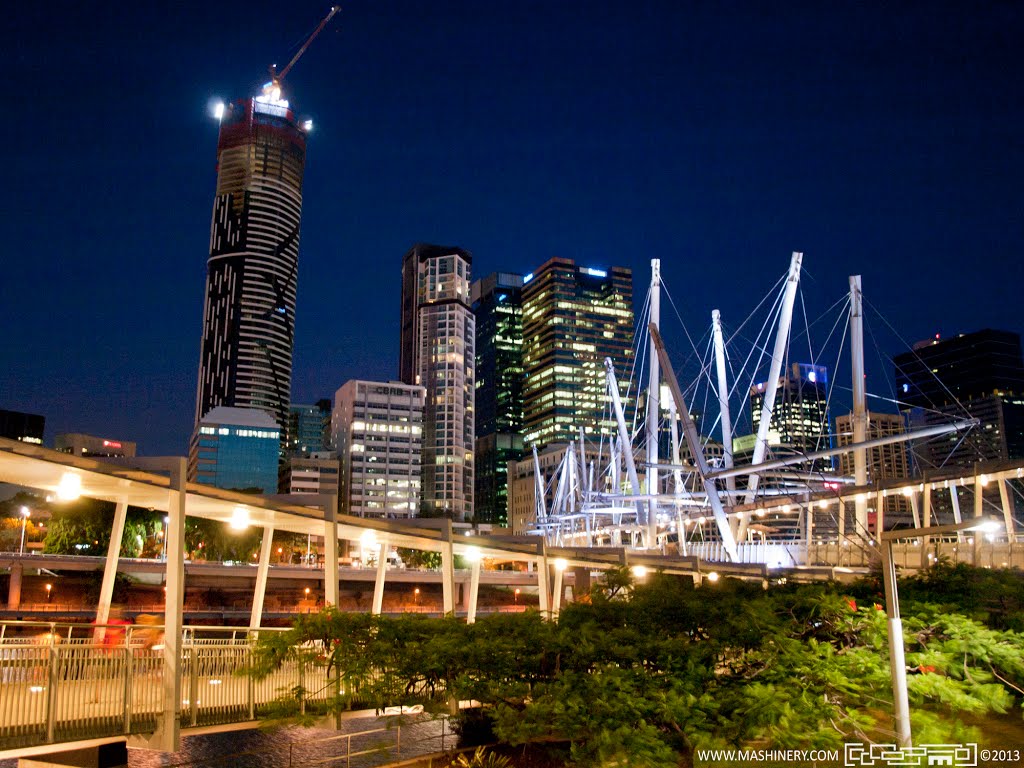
[0, 621, 333, 753]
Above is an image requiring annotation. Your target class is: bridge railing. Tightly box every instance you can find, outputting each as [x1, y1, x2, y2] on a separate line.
[0, 621, 334, 754]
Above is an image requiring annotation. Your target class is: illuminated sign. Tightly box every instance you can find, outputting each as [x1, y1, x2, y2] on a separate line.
[582, 267, 608, 278]
[523, 273, 534, 283]
[102, 440, 122, 449]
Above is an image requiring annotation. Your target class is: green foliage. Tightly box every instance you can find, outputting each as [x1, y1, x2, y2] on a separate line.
[397, 548, 442, 569]
[247, 568, 1024, 766]
[451, 746, 513, 768]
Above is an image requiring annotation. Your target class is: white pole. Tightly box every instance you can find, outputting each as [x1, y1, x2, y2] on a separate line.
[441, 520, 456, 615]
[605, 358, 645, 523]
[532, 446, 547, 521]
[649, 324, 739, 561]
[646, 259, 662, 546]
[743, 253, 803, 510]
[850, 275, 869, 536]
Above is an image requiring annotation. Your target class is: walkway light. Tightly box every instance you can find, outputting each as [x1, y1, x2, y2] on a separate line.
[464, 547, 482, 562]
[56, 472, 82, 501]
[631, 565, 648, 579]
[553, 557, 567, 571]
[230, 507, 250, 531]
[19, 506, 30, 554]
[879, 516, 1003, 748]
[706, 572, 720, 583]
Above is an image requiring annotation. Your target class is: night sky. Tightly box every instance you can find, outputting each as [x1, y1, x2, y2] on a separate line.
[2, 1, 1022, 456]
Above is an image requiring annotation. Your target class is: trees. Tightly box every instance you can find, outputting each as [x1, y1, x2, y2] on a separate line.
[247, 568, 1024, 766]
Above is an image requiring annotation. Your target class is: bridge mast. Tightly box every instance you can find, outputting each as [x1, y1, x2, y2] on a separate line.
[850, 275, 869, 536]
[646, 259, 662, 546]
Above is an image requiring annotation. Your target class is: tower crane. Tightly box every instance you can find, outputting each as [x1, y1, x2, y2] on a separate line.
[263, 6, 340, 100]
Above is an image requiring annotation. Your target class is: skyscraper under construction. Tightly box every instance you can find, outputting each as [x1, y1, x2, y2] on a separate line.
[193, 87, 309, 438]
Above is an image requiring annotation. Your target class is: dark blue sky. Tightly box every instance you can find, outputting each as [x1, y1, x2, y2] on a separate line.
[2, 1, 1021, 456]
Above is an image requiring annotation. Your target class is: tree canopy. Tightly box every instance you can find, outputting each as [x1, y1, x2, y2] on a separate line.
[247, 567, 1024, 767]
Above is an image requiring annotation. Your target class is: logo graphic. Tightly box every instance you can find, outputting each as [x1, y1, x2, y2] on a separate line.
[844, 743, 977, 767]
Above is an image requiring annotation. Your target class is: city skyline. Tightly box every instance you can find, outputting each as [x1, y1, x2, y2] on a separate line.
[3, 0, 1022, 456]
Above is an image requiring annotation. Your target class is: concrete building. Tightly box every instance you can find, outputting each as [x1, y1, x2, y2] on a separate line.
[750, 363, 833, 474]
[836, 411, 911, 520]
[55, 433, 136, 459]
[333, 380, 425, 518]
[398, 244, 475, 520]
[521, 257, 634, 449]
[894, 329, 1024, 470]
[193, 86, 311, 441]
[288, 400, 331, 457]
[280, 451, 340, 495]
[188, 406, 280, 494]
[472, 272, 526, 526]
[0, 409, 44, 445]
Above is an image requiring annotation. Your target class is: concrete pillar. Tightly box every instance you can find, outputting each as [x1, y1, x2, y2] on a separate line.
[96, 501, 129, 636]
[19, 741, 128, 768]
[371, 542, 387, 615]
[441, 521, 455, 615]
[537, 556, 550, 616]
[250, 524, 275, 630]
[466, 558, 481, 624]
[323, 495, 339, 608]
[157, 458, 186, 753]
[999, 479, 1015, 538]
[7, 563, 23, 609]
[551, 565, 564, 619]
[572, 567, 591, 600]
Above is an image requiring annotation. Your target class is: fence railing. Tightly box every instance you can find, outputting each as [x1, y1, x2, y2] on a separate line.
[0, 621, 334, 754]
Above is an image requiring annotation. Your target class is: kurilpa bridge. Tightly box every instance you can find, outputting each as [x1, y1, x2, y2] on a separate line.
[2, 438, 1023, 765]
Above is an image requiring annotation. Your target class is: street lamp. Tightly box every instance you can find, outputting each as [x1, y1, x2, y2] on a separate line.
[413, 587, 420, 606]
[514, 588, 520, 606]
[879, 516, 1002, 748]
[45, 583, 52, 603]
[18, 506, 30, 555]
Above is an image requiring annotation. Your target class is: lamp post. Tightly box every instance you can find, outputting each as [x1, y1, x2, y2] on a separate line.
[45, 583, 52, 603]
[879, 516, 1003, 748]
[19, 506, 30, 554]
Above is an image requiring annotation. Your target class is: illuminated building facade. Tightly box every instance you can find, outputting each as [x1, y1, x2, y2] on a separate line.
[0, 409, 44, 445]
[749, 363, 832, 473]
[521, 257, 634, 448]
[280, 451, 339, 495]
[471, 272, 525, 526]
[194, 88, 310, 441]
[333, 380, 425, 518]
[189, 406, 280, 494]
[894, 329, 1024, 469]
[836, 411, 911, 518]
[55, 433, 136, 459]
[288, 399, 331, 457]
[398, 244, 475, 520]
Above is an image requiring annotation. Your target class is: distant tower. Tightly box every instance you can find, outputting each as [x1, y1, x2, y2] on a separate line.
[521, 258, 634, 448]
[399, 244, 475, 520]
[749, 363, 833, 473]
[193, 88, 310, 442]
[471, 272, 526, 526]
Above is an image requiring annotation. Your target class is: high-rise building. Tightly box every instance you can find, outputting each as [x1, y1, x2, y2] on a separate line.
[749, 363, 832, 473]
[288, 400, 331, 457]
[894, 329, 1024, 469]
[55, 433, 137, 459]
[836, 411, 911, 519]
[280, 451, 340, 495]
[333, 380, 425, 518]
[193, 87, 311, 441]
[472, 272, 525, 526]
[398, 244, 475, 520]
[521, 257, 634, 448]
[0, 409, 44, 445]
[189, 406, 280, 494]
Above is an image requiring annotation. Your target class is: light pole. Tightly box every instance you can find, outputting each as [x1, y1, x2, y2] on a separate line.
[18, 506, 30, 554]
[879, 516, 1002, 748]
